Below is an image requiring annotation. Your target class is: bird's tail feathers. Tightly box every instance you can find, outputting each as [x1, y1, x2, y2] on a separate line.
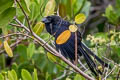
[81, 42, 109, 67]
[78, 45, 102, 75]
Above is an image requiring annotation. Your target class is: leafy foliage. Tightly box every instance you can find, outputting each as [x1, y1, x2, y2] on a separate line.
[0, 0, 120, 80]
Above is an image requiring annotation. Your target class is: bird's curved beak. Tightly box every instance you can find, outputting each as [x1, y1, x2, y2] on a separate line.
[41, 17, 50, 23]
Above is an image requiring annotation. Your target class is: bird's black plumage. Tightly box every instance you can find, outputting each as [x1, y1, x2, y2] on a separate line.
[42, 15, 108, 76]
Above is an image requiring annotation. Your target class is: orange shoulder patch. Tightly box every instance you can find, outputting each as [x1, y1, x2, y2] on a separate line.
[56, 30, 71, 45]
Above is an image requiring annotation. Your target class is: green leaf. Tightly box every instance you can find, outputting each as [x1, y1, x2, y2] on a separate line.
[111, 45, 120, 57]
[69, 25, 78, 32]
[0, 7, 16, 28]
[44, 0, 56, 16]
[72, 0, 85, 15]
[17, 44, 27, 60]
[27, 42, 35, 59]
[0, 0, 14, 14]
[81, 1, 91, 17]
[11, 70, 18, 80]
[59, 0, 72, 18]
[29, 2, 40, 20]
[116, 0, 120, 8]
[116, 0, 120, 19]
[33, 22, 45, 36]
[2, 26, 8, 35]
[59, 4, 66, 18]
[20, 0, 30, 14]
[40, 33, 50, 41]
[33, 69, 38, 80]
[0, 73, 4, 80]
[94, 33, 108, 41]
[45, 72, 49, 80]
[66, 78, 71, 80]
[24, 0, 31, 11]
[33, 53, 58, 74]
[18, 61, 31, 77]
[65, 0, 72, 18]
[8, 70, 18, 80]
[75, 13, 86, 24]
[74, 74, 85, 80]
[4, 40, 13, 57]
[8, 71, 14, 80]
[104, 5, 119, 25]
[11, 63, 18, 71]
[47, 52, 57, 62]
[21, 69, 32, 80]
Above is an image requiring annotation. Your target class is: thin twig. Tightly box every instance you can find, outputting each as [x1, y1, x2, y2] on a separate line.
[14, 18, 30, 32]
[9, 23, 22, 28]
[0, 32, 51, 54]
[78, 59, 87, 70]
[116, 69, 120, 80]
[14, 0, 17, 8]
[0, 33, 24, 39]
[103, 65, 116, 80]
[102, 56, 114, 64]
[54, 70, 67, 80]
[15, 0, 33, 34]
[75, 32, 78, 65]
[0, 33, 26, 54]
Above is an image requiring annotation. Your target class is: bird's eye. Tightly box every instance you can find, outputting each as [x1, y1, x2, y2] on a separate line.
[47, 16, 52, 21]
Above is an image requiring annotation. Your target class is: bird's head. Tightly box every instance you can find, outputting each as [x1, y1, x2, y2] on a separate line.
[41, 15, 61, 35]
[42, 15, 61, 24]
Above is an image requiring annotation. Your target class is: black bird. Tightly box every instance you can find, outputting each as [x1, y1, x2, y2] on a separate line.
[42, 15, 108, 76]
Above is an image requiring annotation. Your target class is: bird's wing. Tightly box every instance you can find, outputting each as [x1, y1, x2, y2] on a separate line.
[55, 32, 76, 61]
